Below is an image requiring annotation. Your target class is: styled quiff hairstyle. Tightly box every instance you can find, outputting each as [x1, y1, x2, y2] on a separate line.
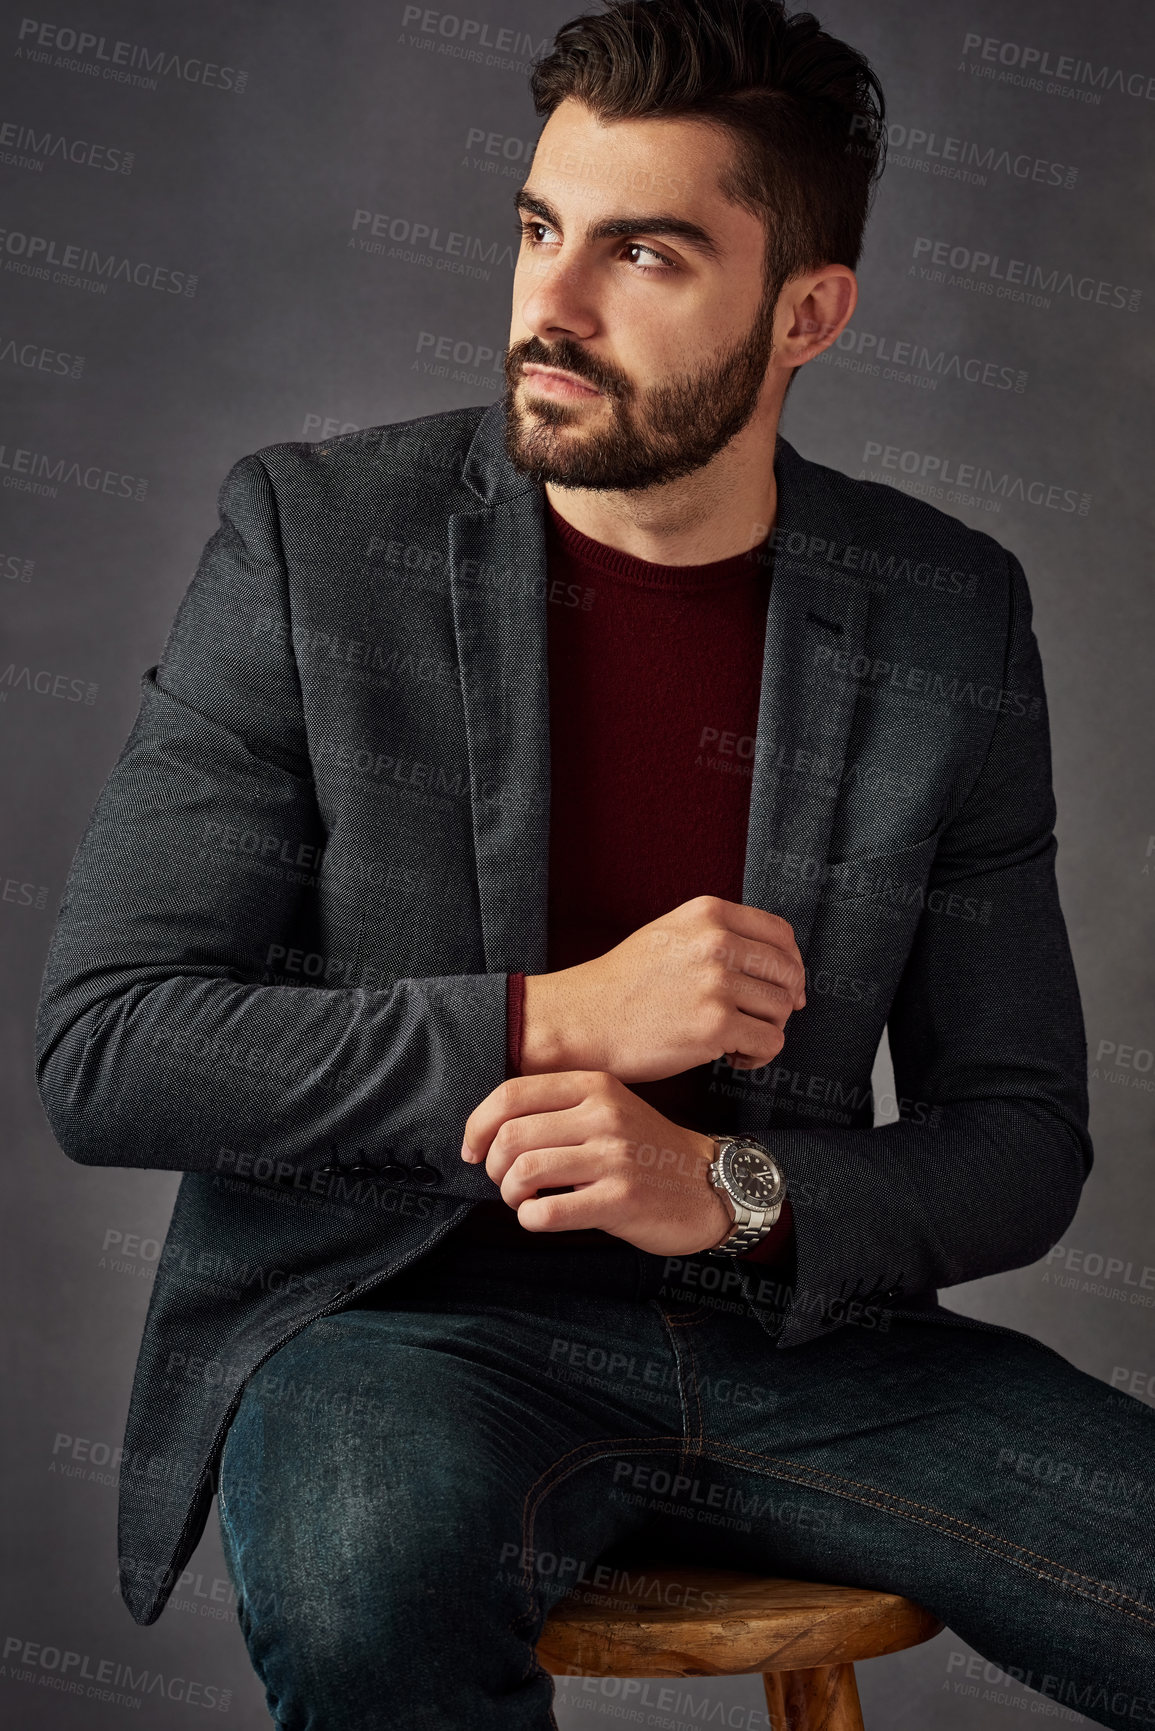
[530, 0, 886, 305]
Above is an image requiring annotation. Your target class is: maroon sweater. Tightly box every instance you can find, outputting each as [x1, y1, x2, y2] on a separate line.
[460, 496, 793, 1266]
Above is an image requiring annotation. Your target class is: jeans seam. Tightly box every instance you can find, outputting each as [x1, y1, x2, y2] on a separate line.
[671, 1313, 706, 1461]
[650, 1303, 706, 1475]
[218, 1434, 293, 1727]
[519, 1436, 688, 1600]
[517, 1435, 689, 1721]
[217, 1495, 240, 1579]
[504, 1554, 563, 1729]
[216, 1444, 243, 1601]
[699, 1439, 1155, 1634]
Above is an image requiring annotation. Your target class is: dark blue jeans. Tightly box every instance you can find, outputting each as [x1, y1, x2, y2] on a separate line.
[217, 1222, 1155, 1729]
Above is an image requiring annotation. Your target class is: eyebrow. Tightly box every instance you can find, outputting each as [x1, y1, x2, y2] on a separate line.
[514, 186, 723, 264]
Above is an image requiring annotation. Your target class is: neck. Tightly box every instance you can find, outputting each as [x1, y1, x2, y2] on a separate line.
[543, 402, 782, 566]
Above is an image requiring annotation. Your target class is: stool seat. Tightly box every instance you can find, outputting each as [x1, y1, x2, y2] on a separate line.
[538, 1563, 942, 1730]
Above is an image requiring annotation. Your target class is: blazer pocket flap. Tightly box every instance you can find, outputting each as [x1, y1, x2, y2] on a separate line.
[819, 832, 941, 905]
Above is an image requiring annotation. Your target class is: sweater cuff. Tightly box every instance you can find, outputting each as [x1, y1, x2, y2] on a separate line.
[506, 972, 526, 1078]
[738, 1196, 794, 1264]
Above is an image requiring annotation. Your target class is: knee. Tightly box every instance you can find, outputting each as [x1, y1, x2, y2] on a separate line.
[219, 1397, 536, 1657]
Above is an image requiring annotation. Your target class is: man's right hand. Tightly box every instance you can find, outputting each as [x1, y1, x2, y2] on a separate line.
[520, 895, 806, 1083]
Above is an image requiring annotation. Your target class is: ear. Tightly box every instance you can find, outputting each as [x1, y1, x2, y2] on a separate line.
[774, 266, 858, 368]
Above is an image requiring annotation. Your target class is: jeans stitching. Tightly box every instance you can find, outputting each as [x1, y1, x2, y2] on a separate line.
[654, 1306, 703, 1474]
[510, 1434, 686, 1726]
[699, 1440, 1155, 1634]
[505, 1556, 563, 1729]
[518, 1434, 687, 1710]
[519, 1436, 688, 1603]
[216, 1433, 244, 1602]
[519, 1434, 1155, 1638]
[674, 1316, 706, 1460]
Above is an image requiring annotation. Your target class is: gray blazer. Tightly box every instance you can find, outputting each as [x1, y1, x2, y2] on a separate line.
[34, 400, 1091, 1624]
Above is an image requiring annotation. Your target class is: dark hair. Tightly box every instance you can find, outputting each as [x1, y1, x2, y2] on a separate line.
[530, 0, 886, 303]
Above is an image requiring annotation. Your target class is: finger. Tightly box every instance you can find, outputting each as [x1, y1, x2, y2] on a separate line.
[500, 1143, 606, 1209]
[693, 894, 792, 937]
[515, 1182, 618, 1235]
[718, 930, 807, 1008]
[729, 971, 798, 1029]
[727, 899, 800, 946]
[484, 1105, 591, 1188]
[689, 901, 805, 1007]
[461, 1070, 600, 1163]
[717, 1006, 790, 1070]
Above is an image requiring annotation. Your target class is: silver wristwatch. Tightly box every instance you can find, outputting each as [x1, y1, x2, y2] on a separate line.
[704, 1132, 786, 1256]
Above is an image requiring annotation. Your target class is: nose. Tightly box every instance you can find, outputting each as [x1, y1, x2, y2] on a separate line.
[515, 244, 599, 346]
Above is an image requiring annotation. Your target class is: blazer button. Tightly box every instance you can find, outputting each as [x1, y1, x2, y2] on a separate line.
[408, 1163, 438, 1185]
[379, 1162, 410, 1184]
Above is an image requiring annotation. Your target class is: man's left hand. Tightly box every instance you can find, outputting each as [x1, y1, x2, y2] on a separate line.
[461, 1070, 733, 1256]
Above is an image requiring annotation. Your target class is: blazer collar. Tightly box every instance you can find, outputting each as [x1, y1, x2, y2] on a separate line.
[451, 400, 869, 975]
[461, 395, 536, 505]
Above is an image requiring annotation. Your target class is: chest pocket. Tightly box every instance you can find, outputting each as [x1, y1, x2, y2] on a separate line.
[806, 831, 941, 1007]
[819, 831, 942, 908]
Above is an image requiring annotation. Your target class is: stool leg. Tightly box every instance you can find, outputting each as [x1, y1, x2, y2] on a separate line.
[762, 1663, 865, 1731]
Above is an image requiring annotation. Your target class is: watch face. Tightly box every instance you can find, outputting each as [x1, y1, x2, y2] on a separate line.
[726, 1145, 785, 1208]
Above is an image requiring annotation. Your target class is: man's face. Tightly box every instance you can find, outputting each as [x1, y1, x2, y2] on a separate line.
[503, 99, 780, 492]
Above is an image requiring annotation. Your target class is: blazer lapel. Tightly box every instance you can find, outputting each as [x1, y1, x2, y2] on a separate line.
[741, 438, 869, 960]
[451, 411, 551, 975]
[451, 407, 869, 978]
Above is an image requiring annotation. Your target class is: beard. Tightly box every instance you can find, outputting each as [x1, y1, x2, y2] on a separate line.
[501, 288, 779, 493]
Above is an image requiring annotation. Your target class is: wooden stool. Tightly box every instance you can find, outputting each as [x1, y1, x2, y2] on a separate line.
[537, 1563, 943, 1729]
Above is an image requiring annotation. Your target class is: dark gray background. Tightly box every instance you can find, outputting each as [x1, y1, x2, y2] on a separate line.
[2, 1, 1153, 1725]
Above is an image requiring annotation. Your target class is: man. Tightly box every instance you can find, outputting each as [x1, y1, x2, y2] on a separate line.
[35, 0, 1155, 1726]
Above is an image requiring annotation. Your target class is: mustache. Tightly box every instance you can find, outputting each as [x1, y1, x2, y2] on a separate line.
[508, 336, 627, 399]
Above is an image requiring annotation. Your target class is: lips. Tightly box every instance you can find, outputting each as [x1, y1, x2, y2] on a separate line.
[522, 365, 602, 400]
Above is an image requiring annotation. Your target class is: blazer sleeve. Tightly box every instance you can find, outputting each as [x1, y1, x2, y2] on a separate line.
[754, 549, 1092, 1349]
[33, 452, 506, 1197]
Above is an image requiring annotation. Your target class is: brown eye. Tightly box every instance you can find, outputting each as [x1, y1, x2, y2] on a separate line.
[623, 242, 676, 273]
